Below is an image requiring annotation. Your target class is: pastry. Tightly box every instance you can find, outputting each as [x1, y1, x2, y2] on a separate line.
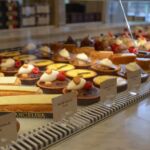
[63, 77, 100, 105]
[74, 47, 95, 55]
[52, 48, 71, 63]
[0, 51, 20, 58]
[17, 64, 41, 85]
[38, 46, 53, 59]
[0, 94, 59, 112]
[63, 36, 77, 53]
[50, 42, 64, 51]
[0, 85, 42, 96]
[80, 36, 94, 47]
[22, 43, 37, 54]
[118, 62, 149, 83]
[66, 69, 97, 80]
[0, 77, 21, 86]
[0, 58, 23, 76]
[37, 69, 69, 94]
[14, 54, 37, 62]
[93, 75, 127, 92]
[110, 53, 136, 65]
[30, 59, 54, 70]
[70, 53, 91, 69]
[90, 51, 114, 61]
[91, 58, 120, 75]
[47, 63, 75, 72]
[136, 58, 150, 72]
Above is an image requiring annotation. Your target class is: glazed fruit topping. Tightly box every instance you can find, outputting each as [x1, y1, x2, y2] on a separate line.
[15, 61, 22, 68]
[128, 47, 138, 54]
[32, 67, 40, 74]
[57, 72, 66, 81]
[84, 81, 93, 90]
[111, 44, 120, 53]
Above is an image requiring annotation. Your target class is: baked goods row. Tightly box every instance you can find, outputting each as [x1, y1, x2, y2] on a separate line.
[0, 28, 149, 113]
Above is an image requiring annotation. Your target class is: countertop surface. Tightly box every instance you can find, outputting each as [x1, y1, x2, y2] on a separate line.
[46, 97, 150, 150]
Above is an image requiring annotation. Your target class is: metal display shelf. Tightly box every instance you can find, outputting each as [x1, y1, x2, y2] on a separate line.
[4, 80, 150, 150]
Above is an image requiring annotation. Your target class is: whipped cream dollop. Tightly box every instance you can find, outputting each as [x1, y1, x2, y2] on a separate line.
[126, 62, 141, 72]
[67, 78, 86, 90]
[39, 46, 51, 54]
[1, 58, 15, 68]
[40, 70, 59, 82]
[25, 43, 37, 51]
[97, 58, 115, 68]
[59, 48, 70, 58]
[76, 53, 89, 62]
[18, 64, 34, 74]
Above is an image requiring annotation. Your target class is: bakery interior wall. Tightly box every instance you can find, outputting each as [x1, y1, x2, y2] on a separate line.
[0, 0, 149, 49]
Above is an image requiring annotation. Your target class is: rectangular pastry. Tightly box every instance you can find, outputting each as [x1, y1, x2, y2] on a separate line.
[0, 94, 60, 112]
[0, 85, 43, 96]
[0, 77, 21, 85]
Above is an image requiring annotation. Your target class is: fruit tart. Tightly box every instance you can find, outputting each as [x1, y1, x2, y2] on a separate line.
[0, 58, 23, 76]
[30, 59, 54, 71]
[70, 53, 91, 69]
[52, 48, 71, 63]
[17, 64, 41, 85]
[93, 75, 127, 93]
[66, 69, 97, 81]
[47, 63, 75, 72]
[91, 58, 120, 75]
[63, 77, 100, 105]
[14, 54, 37, 63]
[0, 51, 20, 58]
[37, 69, 69, 94]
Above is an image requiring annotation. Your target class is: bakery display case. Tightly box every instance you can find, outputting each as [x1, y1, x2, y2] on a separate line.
[0, 0, 150, 150]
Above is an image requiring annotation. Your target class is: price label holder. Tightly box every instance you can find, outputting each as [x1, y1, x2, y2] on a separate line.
[52, 92, 77, 125]
[0, 113, 17, 149]
[126, 69, 141, 95]
[100, 78, 117, 107]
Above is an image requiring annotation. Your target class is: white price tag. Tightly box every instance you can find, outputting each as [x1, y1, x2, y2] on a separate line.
[0, 113, 17, 147]
[127, 70, 141, 91]
[52, 92, 77, 122]
[100, 78, 117, 101]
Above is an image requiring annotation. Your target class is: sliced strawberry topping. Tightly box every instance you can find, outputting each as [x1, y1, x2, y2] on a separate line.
[32, 67, 40, 74]
[57, 72, 66, 81]
[128, 47, 138, 54]
[84, 81, 93, 90]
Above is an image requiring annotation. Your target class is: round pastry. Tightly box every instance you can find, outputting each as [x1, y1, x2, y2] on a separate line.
[47, 63, 75, 72]
[118, 63, 149, 83]
[74, 47, 95, 55]
[14, 55, 37, 62]
[70, 53, 91, 69]
[110, 53, 136, 65]
[0, 58, 23, 76]
[52, 48, 71, 63]
[30, 59, 54, 71]
[93, 75, 127, 93]
[50, 42, 64, 51]
[63, 77, 100, 105]
[0, 51, 20, 58]
[66, 69, 97, 80]
[22, 43, 37, 54]
[80, 36, 94, 47]
[136, 58, 150, 72]
[17, 64, 41, 85]
[37, 46, 53, 59]
[91, 58, 120, 75]
[37, 69, 69, 94]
